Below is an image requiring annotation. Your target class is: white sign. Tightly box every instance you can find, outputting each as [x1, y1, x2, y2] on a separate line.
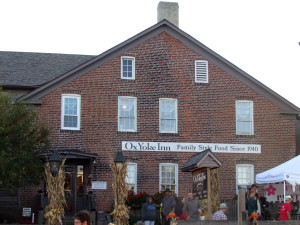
[92, 181, 107, 190]
[264, 183, 300, 202]
[22, 208, 31, 217]
[122, 141, 261, 153]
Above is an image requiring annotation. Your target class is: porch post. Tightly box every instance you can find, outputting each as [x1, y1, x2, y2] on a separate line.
[207, 168, 212, 220]
[283, 180, 286, 201]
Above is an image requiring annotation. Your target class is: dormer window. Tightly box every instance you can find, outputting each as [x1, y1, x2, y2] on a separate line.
[195, 60, 208, 83]
[121, 56, 135, 80]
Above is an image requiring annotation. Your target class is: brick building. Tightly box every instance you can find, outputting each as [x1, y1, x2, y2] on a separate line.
[1, 2, 300, 219]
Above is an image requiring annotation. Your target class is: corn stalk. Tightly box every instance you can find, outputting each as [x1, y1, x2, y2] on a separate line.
[211, 167, 220, 214]
[44, 159, 66, 225]
[110, 161, 129, 225]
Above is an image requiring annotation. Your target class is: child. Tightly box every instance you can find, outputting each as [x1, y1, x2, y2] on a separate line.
[141, 197, 157, 225]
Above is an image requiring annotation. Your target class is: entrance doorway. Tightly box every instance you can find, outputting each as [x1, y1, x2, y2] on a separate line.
[64, 164, 86, 216]
[40, 150, 97, 218]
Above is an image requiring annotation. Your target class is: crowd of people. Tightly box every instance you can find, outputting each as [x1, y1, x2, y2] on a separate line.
[143, 188, 228, 224]
[73, 184, 297, 225]
[246, 183, 294, 222]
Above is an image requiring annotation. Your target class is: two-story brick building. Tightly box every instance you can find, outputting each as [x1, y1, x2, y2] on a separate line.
[1, 2, 300, 219]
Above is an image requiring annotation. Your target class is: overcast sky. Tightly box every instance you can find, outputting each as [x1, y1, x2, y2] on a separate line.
[1, 0, 299, 108]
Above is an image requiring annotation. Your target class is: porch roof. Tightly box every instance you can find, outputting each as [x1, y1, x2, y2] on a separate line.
[181, 148, 222, 172]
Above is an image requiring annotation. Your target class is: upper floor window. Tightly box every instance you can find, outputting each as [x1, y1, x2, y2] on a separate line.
[118, 96, 137, 132]
[61, 94, 81, 130]
[126, 162, 137, 193]
[236, 100, 254, 135]
[159, 163, 178, 194]
[236, 164, 254, 193]
[121, 56, 135, 80]
[195, 60, 208, 83]
[159, 98, 178, 133]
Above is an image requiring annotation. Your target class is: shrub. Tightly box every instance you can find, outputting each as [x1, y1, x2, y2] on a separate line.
[126, 190, 178, 207]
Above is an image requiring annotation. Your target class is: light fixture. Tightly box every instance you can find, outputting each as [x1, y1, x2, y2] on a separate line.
[48, 149, 62, 176]
[114, 151, 126, 164]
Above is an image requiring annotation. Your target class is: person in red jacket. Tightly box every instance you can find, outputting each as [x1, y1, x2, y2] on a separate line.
[280, 195, 292, 220]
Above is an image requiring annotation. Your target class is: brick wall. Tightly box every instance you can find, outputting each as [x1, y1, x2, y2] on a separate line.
[23, 32, 297, 212]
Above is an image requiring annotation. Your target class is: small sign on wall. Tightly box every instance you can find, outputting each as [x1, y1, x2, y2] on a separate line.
[22, 208, 31, 217]
[92, 181, 107, 190]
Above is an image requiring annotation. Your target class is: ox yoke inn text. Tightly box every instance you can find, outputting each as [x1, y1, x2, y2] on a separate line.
[122, 141, 261, 153]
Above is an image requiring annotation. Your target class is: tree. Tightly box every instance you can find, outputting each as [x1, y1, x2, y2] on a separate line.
[0, 90, 50, 189]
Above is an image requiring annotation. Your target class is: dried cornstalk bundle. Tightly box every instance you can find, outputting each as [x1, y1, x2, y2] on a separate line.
[211, 168, 220, 214]
[44, 159, 66, 225]
[110, 161, 129, 225]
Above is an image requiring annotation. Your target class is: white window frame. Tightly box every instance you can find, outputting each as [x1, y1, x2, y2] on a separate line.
[159, 163, 178, 194]
[121, 56, 135, 80]
[118, 96, 137, 132]
[195, 60, 208, 83]
[126, 162, 137, 193]
[159, 98, 178, 133]
[235, 100, 254, 135]
[236, 164, 254, 194]
[61, 94, 81, 130]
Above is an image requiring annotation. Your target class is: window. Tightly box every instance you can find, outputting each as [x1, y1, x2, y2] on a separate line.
[195, 60, 208, 83]
[121, 56, 135, 80]
[236, 164, 254, 193]
[236, 100, 254, 135]
[61, 94, 81, 130]
[126, 162, 137, 193]
[118, 96, 137, 132]
[159, 163, 178, 194]
[159, 98, 178, 133]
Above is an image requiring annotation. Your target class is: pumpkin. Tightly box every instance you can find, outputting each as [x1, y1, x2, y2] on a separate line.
[167, 212, 176, 218]
[249, 212, 259, 220]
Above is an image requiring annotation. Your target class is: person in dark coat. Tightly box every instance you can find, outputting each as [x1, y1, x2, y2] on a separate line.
[162, 188, 176, 225]
[248, 190, 258, 219]
[174, 197, 185, 218]
[141, 197, 157, 225]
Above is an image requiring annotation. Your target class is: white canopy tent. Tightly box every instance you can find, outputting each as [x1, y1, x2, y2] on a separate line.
[256, 155, 300, 198]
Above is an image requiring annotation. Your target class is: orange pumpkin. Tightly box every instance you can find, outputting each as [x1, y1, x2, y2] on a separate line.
[249, 212, 258, 220]
[167, 212, 176, 218]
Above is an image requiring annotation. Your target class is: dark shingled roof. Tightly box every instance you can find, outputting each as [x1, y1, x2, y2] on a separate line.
[0, 51, 95, 87]
[181, 149, 222, 172]
[182, 149, 210, 171]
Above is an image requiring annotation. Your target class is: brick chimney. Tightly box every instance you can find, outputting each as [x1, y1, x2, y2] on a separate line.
[157, 1, 179, 27]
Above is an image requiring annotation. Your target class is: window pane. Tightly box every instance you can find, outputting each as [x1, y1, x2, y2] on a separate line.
[64, 116, 77, 128]
[122, 59, 133, 79]
[77, 165, 84, 197]
[64, 98, 77, 115]
[119, 97, 136, 131]
[237, 121, 251, 134]
[236, 102, 252, 135]
[237, 165, 252, 185]
[126, 164, 137, 193]
[160, 99, 177, 133]
[160, 164, 177, 194]
[129, 118, 134, 130]
[124, 118, 130, 129]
